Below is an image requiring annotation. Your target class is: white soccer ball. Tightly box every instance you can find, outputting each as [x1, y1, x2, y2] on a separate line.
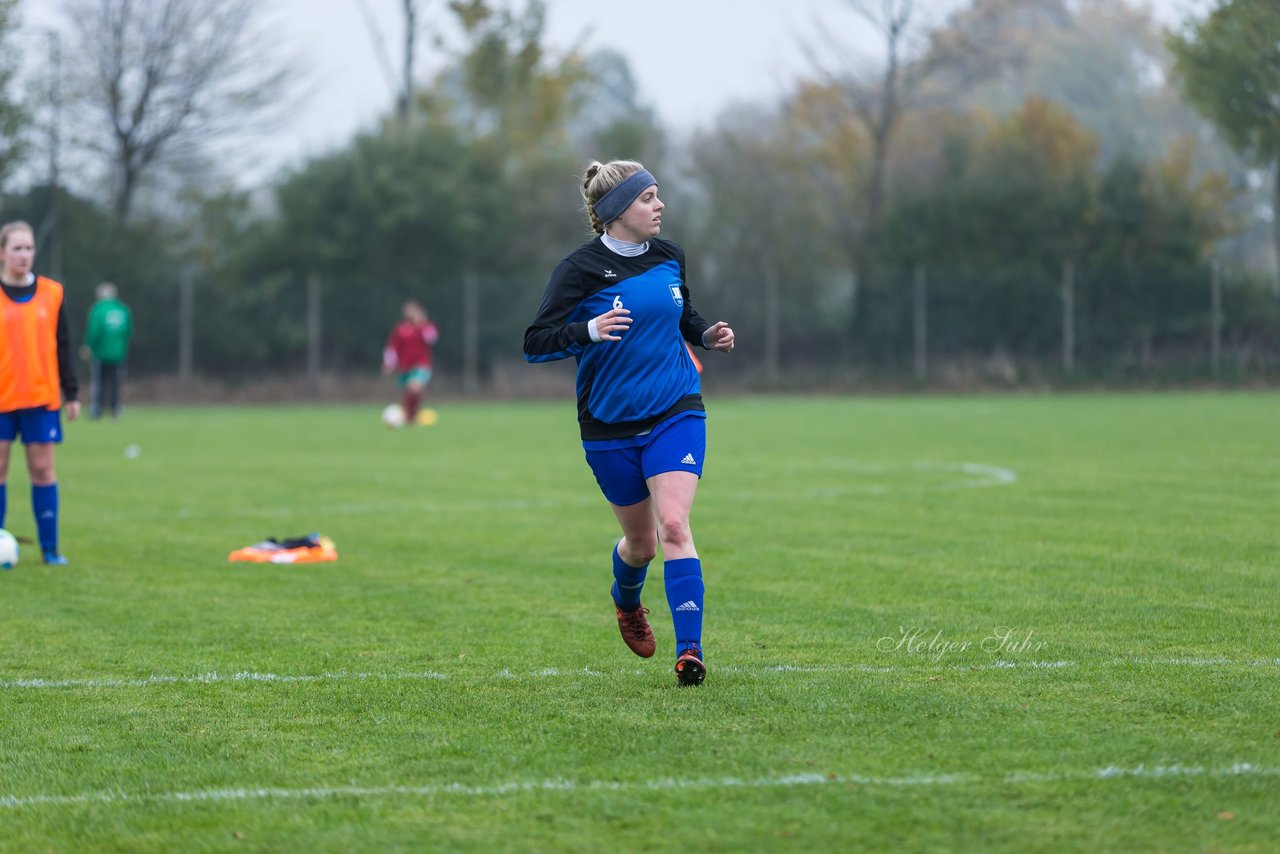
[0, 529, 18, 569]
[381, 403, 406, 429]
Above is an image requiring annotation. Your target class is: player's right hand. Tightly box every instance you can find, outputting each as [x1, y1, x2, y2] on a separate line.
[592, 307, 632, 342]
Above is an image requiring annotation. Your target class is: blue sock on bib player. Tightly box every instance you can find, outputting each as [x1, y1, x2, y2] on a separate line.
[32, 483, 59, 557]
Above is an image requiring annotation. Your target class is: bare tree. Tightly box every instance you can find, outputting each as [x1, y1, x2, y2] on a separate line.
[846, 0, 913, 276]
[804, 0, 1013, 341]
[353, 0, 425, 122]
[397, 0, 422, 120]
[0, 0, 25, 188]
[61, 0, 296, 222]
[801, 0, 937, 338]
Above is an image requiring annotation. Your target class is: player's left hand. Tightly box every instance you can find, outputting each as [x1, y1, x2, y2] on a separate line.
[65, 401, 81, 422]
[703, 321, 735, 353]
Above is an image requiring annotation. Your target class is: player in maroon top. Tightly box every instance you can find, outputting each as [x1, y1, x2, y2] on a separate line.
[382, 300, 440, 423]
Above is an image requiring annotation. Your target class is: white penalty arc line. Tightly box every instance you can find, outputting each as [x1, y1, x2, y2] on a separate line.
[2, 763, 1276, 811]
[1, 657, 1277, 691]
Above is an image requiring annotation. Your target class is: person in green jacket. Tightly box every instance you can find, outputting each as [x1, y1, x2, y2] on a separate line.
[80, 282, 133, 419]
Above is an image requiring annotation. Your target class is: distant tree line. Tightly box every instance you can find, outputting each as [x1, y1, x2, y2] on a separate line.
[1, 0, 1277, 390]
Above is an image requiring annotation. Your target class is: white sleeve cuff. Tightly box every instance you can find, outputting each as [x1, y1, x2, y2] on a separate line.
[587, 318, 603, 343]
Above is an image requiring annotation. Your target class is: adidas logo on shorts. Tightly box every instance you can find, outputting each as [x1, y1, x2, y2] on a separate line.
[681, 453, 697, 465]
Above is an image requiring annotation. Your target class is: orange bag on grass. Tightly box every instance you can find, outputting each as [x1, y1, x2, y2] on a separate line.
[228, 533, 338, 564]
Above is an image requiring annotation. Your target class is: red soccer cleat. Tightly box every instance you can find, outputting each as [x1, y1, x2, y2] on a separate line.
[615, 602, 656, 658]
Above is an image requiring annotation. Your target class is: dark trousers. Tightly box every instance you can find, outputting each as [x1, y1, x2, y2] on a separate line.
[90, 361, 126, 418]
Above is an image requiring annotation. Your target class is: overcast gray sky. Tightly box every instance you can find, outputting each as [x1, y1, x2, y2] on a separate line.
[249, 0, 897, 172]
[24, 0, 1201, 184]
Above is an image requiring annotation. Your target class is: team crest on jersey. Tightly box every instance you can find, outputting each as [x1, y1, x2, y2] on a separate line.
[669, 285, 683, 306]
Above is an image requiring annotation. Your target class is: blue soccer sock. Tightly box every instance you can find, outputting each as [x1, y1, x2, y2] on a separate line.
[32, 483, 58, 554]
[0, 482, 6, 529]
[611, 543, 650, 610]
[664, 557, 704, 658]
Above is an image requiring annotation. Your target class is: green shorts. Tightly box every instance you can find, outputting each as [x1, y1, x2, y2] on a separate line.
[397, 367, 432, 388]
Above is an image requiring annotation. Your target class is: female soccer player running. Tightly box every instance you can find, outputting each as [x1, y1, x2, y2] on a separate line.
[523, 160, 735, 685]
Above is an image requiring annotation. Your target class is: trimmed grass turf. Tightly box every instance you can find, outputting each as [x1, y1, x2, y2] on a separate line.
[0, 391, 1277, 851]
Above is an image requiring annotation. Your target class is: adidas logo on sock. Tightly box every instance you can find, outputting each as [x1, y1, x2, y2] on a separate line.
[681, 453, 697, 465]
[675, 600, 700, 612]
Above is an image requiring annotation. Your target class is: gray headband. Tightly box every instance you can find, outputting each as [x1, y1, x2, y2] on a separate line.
[594, 169, 657, 225]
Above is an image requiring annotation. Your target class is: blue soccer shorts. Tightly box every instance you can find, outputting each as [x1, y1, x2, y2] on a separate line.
[0, 407, 64, 445]
[584, 413, 706, 507]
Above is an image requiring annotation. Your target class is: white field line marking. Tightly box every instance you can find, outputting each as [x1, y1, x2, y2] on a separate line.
[745, 461, 1018, 500]
[124, 462, 1021, 523]
[781, 460, 1017, 484]
[0, 671, 449, 689]
[964, 462, 1017, 485]
[2, 657, 1276, 691]
[2, 763, 1276, 811]
[175, 461, 1012, 519]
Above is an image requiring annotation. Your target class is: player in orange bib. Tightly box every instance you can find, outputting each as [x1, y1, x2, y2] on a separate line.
[0, 220, 80, 565]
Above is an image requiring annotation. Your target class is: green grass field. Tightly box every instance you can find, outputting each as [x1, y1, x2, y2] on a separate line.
[1, 392, 1277, 852]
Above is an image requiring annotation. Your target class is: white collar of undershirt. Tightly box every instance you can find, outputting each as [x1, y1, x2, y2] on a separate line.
[601, 231, 648, 257]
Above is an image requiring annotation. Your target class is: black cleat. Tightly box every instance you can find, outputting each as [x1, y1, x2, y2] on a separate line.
[675, 644, 707, 686]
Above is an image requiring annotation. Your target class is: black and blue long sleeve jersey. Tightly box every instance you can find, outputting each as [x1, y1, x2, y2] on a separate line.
[523, 236, 712, 441]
